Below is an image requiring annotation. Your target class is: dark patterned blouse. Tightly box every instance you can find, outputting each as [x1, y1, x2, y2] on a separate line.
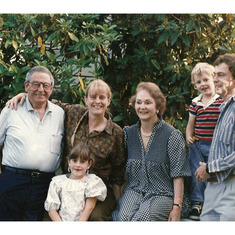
[53, 100, 126, 187]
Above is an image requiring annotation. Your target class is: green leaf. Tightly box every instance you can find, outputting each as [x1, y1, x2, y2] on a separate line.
[150, 59, 160, 70]
[30, 26, 35, 37]
[194, 21, 201, 33]
[0, 17, 4, 27]
[47, 33, 55, 42]
[217, 45, 229, 52]
[68, 32, 79, 42]
[158, 31, 169, 44]
[113, 115, 125, 122]
[182, 34, 190, 46]
[186, 20, 194, 32]
[171, 32, 180, 46]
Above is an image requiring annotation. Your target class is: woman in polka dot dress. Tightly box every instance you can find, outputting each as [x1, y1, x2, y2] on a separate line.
[112, 82, 191, 221]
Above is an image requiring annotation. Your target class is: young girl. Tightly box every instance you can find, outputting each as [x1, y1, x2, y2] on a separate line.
[44, 143, 107, 221]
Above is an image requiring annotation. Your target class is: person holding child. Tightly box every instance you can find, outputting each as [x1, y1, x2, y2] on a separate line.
[195, 53, 235, 221]
[44, 143, 107, 221]
[186, 62, 223, 220]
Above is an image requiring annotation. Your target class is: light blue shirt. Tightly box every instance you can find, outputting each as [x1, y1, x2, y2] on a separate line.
[208, 94, 235, 182]
[0, 96, 64, 172]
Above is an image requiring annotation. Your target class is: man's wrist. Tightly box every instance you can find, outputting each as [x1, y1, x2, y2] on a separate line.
[205, 163, 209, 174]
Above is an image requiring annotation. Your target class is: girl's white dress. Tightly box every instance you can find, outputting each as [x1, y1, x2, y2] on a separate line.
[44, 173, 107, 221]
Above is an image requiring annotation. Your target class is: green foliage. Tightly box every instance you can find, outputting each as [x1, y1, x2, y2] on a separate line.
[102, 14, 235, 134]
[0, 14, 121, 106]
[0, 14, 234, 135]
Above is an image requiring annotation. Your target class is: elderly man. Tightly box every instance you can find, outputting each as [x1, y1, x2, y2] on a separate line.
[0, 66, 64, 221]
[195, 53, 235, 221]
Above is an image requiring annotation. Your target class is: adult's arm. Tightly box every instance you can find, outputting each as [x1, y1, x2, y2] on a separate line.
[79, 197, 97, 221]
[168, 177, 184, 221]
[6, 92, 27, 110]
[110, 125, 127, 200]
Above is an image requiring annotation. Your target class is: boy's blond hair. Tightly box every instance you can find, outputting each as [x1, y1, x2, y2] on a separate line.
[191, 62, 214, 85]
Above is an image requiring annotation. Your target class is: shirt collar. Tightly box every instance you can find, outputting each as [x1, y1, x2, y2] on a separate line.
[220, 93, 235, 111]
[80, 109, 113, 135]
[137, 117, 164, 132]
[192, 93, 220, 106]
[25, 95, 52, 113]
[232, 93, 235, 101]
[104, 113, 113, 135]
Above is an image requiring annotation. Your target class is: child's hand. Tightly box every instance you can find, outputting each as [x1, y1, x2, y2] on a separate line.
[186, 136, 195, 146]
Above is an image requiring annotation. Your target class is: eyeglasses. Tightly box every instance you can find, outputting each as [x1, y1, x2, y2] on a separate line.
[29, 81, 52, 90]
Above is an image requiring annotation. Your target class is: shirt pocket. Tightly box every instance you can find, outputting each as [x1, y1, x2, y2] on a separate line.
[50, 134, 63, 155]
[218, 123, 234, 145]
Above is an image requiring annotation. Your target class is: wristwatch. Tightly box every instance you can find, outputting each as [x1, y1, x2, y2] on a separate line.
[206, 163, 209, 174]
[173, 203, 182, 208]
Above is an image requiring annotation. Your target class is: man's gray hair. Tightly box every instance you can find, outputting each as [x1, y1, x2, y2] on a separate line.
[25, 66, 54, 86]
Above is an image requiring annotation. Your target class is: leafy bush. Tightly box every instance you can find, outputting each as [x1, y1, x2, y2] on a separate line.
[0, 14, 234, 134]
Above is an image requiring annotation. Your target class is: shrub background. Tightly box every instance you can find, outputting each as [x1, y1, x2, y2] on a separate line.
[0, 14, 234, 134]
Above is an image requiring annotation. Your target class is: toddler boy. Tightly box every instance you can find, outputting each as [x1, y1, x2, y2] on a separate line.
[186, 62, 223, 220]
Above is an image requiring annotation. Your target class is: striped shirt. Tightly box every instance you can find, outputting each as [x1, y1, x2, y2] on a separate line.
[189, 94, 223, 141]
[208, 94, 235, 182]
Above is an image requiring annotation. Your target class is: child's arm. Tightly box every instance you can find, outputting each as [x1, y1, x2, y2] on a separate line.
[186, 116, 196, 145]
[79, 197, 97, 221]
[48, 209, 63, 221]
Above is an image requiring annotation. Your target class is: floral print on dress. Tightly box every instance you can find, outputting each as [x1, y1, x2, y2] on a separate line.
[44, 173, 107, 221]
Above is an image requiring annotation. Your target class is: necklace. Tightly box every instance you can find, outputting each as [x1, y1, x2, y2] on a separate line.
[141, 127, 152, 137]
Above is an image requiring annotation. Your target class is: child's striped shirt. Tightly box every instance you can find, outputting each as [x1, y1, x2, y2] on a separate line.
[189, 94, 223, 141]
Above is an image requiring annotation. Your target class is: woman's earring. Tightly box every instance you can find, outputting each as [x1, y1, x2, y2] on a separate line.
[68, 166, 71, 172]
[86, 168, 89, 174]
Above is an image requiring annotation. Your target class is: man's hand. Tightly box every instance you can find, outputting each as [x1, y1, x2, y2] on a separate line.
[195, 162, 210, 182]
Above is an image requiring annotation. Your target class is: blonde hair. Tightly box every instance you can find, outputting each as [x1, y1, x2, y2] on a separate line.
[85, 79, 112, 99]
[130, 82, 166, 117]
[191, 62, 214, 85]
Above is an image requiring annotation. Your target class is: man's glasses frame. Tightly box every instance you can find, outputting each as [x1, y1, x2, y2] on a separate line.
[29, 81, 52, 90]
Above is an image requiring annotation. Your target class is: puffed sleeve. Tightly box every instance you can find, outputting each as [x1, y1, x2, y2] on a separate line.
[85, 174, 107, 201]
[168, 130, 191, 178]
[44, 178, 62, 211]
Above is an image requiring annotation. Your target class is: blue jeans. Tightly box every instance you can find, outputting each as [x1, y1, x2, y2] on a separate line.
[189, 140, 211, 202]
[0, 168, 53, 221]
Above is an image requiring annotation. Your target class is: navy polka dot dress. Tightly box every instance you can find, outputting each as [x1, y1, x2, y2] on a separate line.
[112, 119, 191, 221]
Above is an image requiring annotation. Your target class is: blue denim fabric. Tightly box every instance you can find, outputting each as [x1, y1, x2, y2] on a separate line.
[0, 169, 52, 221]
[189, 140, 211, 202]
